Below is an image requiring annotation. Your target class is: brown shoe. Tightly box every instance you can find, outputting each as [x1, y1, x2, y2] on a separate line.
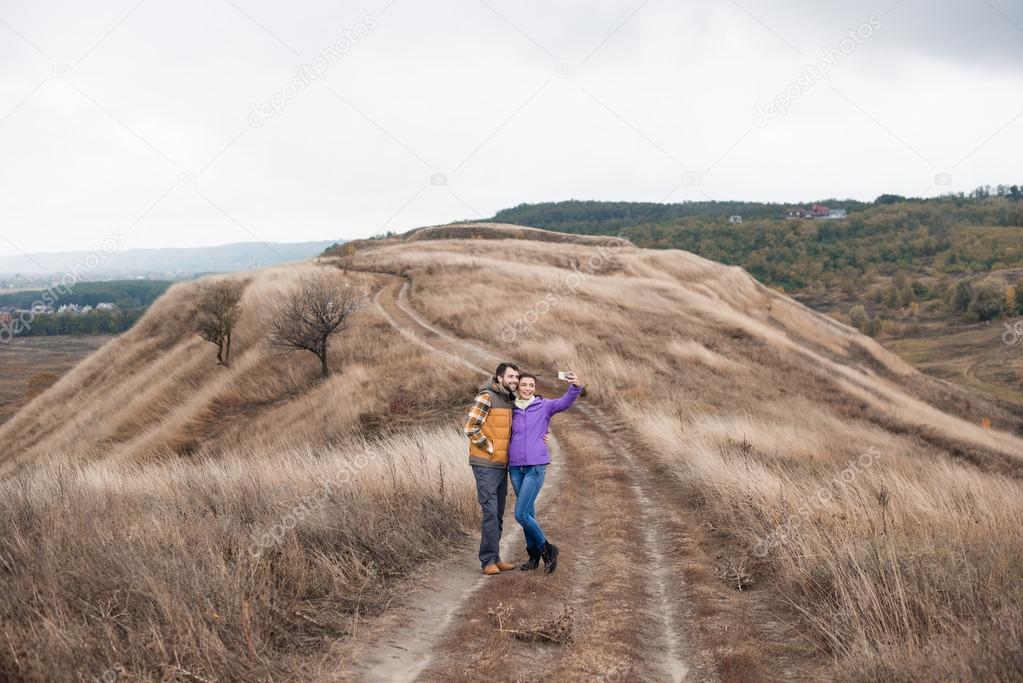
[482, 564, 501, 576]
[495, 561, 517, 572]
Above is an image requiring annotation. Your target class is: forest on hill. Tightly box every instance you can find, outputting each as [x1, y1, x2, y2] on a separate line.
[493, 190, 1023, 334]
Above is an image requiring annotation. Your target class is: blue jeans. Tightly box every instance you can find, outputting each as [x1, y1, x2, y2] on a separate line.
[509, 465, 547, 550]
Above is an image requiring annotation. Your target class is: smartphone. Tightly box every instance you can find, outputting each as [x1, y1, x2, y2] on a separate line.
[558, 371, 570, 381]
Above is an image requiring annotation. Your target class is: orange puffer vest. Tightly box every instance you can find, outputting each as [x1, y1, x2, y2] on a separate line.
[468, 382, 514, 468]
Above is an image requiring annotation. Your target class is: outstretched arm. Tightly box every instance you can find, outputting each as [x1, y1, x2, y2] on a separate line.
[464, 391, 493, 453]
[546, 383, 582, 415]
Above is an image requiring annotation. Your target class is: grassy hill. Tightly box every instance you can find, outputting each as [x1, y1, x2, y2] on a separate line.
[2, 224, 1021, 680]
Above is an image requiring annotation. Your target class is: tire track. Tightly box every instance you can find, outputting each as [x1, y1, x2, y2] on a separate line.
[576, 402, 711, 681]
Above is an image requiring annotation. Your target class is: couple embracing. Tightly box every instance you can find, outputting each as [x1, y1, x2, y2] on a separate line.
[463, 362, 583, 576]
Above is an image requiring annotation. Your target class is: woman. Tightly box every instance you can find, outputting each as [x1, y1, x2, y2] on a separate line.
[507, 370, 583, 574]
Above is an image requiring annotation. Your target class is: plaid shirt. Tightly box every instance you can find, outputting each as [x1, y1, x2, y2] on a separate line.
[463, 391, 493, 453]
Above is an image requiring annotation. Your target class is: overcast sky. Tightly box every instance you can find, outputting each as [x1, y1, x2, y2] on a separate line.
[0, 0, 1020, 256]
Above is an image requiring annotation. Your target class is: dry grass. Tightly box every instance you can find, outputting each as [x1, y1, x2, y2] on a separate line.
[636, 405, 1023, 679]
[0, 427, 476, 682]
[488, 603, 575, 645]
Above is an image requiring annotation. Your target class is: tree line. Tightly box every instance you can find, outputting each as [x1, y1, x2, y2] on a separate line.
[493, 194, 1023, 288]
[0, 280, 172, 310]
[493, 198, 874, 235]
[5, 308, 144, 337]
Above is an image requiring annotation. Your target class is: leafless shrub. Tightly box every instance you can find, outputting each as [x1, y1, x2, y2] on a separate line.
[717, 558, 754, 591]
[267, 273, 365, 378]
[488, 602, 575, 645]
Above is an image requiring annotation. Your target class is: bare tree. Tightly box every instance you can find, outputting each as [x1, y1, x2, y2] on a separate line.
[195, 281, 244, 365]
[268, 273, 365, 378]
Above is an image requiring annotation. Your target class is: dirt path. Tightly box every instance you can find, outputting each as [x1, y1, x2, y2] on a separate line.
[345, 537, 510, 682]
[575, 402, 694, 682]
[349, 276, 715, 681]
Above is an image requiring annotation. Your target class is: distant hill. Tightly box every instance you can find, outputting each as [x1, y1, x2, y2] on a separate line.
[491, 196, 1023, 287]
[0, 240, 343, 279]
[491, 196, 1023, 336]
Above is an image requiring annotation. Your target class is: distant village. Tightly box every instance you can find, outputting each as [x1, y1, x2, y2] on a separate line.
[728, 204, 848, 224]
[784, 204, 848, 220]
[0, 278, 169, 338]
[0, 302, 120, 328]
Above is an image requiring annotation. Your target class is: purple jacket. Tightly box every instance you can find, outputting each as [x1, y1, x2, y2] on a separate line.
[507, 384, 582, 467]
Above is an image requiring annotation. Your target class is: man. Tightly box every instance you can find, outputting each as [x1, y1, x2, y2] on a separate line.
[463, 362, 519, 575]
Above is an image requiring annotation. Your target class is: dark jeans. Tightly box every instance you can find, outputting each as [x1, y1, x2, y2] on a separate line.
[471, 465, 508, 568]
[509, 465, 547, 550]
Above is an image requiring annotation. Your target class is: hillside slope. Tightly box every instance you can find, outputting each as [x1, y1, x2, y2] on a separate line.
[0, 262, 472, 474]
[3, 223, 1021, 681]
[339, 223, 1023, 467]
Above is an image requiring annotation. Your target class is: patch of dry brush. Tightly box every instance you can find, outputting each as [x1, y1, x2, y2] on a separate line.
[0, 428, 476, 682]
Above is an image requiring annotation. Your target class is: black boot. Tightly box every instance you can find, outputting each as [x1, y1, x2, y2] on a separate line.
[519, 547, 541, 571]
[541, 540, 559, 574]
